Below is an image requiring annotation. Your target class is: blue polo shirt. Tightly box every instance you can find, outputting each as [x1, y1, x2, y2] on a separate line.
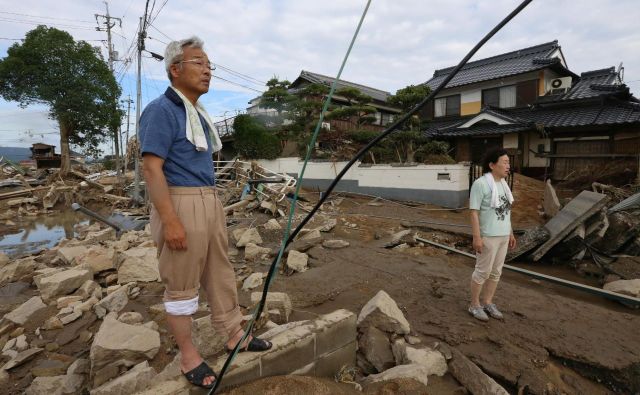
[139, 88, 215, 187]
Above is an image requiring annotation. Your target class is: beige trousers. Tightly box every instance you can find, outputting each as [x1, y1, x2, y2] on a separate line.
[150, 186, 242, 338]
[472, 235, 509, 285]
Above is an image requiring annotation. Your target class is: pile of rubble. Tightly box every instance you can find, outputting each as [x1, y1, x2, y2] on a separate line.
[0, 159, 133, 222]
[353, 289, 509, 393]
[510, 181, 640, 300]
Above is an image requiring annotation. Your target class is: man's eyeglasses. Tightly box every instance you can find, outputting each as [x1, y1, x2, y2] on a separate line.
[176, 59, 216, 71]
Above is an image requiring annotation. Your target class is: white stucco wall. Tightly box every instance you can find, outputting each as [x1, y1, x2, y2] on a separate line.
[255, 158, 469, 192]
[526, 131, 550, 168]
[503, 133, 519, 149]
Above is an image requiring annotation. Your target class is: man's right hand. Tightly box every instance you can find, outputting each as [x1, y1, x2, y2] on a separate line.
[164, 217, 187, 250]
[472, 237, 483, 254]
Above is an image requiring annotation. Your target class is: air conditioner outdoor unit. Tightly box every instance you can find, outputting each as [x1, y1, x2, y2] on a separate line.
[321, 122, 330, 130]
[548, 77, 572, 94]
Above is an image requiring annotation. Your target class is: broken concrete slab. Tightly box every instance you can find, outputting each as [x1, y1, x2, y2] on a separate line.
[322, 239, 350, 249]
[548, 224, 586, 261]
[244, 242, 271, 262]
[56, 246, 87, 265]
[192, 315, 226, 358]
[543, 179, 561, 218]
[530, 191, 609, 261]
[448, 348, 509, 395]
[391, 340, 447, 376]
[358, 326, 394, 373]
[286, 250, 309, 273]
[76, 246, 116, 273]
[594, 212, 640, 254]
[0, 257, 37, 286]
[118, 312, 143, 325]
[242, 272, 264, 291]
[357, 290, 410, 335]
[236, 228, 263, 247]
[2, 347, 43, 370]
[36, 268, 93, 301]
[94, 285, 129, 319]
[603, 279, 640, 298]
[4, 296, 47, 326]
[250, 292, 292, 324]
[506, 226, 549, 262]
[90, 314, 160, 382]
[24, 374, 85, 395]
[360, 363, 430, 387]
[117, 247, 160, 283]
[89, 361, 156, 395]
[263, 219, 282, 230]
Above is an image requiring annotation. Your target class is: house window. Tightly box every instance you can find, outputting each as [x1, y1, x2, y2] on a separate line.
[434, 95, 461, 117]
[381, 112, 395, 125]
[482, 85, 516, 108]
[374, 112, 382, 125]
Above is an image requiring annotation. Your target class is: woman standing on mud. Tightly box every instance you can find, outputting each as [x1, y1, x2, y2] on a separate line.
[468, 148, 516, 321]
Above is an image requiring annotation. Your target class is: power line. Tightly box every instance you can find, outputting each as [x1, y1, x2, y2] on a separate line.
[213, 75, 264, 93]
[148, 0, 168, 25]
[0, 17, 97, 31]
[149, 24, 173, 42]
[214, 63, 266, 86]
[0, 11, 94, 23]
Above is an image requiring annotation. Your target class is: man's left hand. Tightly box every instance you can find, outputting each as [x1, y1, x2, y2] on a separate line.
[509, 233, 517, 250]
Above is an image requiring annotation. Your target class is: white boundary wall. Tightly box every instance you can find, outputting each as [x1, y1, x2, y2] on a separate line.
[254, 158, 470, 208]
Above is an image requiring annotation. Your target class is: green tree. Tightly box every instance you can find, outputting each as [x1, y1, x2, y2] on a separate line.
[387, 84, 433, 163]
[260, 77, 295, 116]
[0, 26, 121, 175]
[233, 114, 281, 159]
[325, 87, 377, 129]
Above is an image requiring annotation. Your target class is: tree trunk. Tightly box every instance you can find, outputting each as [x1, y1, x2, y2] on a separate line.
[59, 122, 71, 176]
[406, 141, 415, 163]
[113, 128, 120, 175]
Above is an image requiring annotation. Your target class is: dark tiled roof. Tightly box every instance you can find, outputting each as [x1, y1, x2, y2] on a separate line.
[560, 67, 623, 101]
[511, 102, 640, 127]
[425, 101, 640, 138]
[428, 123, 533, 137]
[424, 41, 563, 90]
[293, 70, 392, 103]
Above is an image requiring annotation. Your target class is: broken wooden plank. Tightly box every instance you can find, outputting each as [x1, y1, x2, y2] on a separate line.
[530, 191, 609, 261]
[448, 348, 509, 395]
[223, 199, 251, 214]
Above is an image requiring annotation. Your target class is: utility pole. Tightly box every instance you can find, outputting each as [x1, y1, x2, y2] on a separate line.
[95, 1, 123, 176]
[121, 96, 133, 173]
[133, 0, 151, 204]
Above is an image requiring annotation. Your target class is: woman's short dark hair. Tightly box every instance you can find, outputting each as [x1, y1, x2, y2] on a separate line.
[482, 147, 509, 173]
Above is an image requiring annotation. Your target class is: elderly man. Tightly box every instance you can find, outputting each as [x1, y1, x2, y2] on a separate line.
[140, 36, 271, 389]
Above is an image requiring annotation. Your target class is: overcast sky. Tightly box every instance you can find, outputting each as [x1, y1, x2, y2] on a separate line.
[1, 0, 639, 152]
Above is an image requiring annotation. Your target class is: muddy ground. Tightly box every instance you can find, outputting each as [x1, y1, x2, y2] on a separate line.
[2, 174, 639, 394]
[224, 175, 639, 394]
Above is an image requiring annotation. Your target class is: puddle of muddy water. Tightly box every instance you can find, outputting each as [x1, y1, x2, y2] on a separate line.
[0, 210, 89, 258]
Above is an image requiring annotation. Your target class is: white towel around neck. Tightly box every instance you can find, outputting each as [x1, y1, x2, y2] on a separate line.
[483, 172, 514, 208]
[170, 86, 222, 153]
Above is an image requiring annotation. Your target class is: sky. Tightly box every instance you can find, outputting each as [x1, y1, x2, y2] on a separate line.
[0, 0, 639, 155]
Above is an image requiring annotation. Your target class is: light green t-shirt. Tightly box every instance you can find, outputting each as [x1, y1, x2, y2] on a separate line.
[469, 177, 512, 237]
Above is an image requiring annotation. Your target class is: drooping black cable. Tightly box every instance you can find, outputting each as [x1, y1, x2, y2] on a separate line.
[210, 0, 533, 392]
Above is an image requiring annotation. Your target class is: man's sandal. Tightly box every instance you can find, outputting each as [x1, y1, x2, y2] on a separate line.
[182, 361, 217, 389]
[225, 336, 272, 354]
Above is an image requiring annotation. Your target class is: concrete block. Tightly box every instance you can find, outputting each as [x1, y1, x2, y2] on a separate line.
[315, 309, 357, 356]
[211, 356, 261, 390]
[531, 191, 609, 261]
[315, 341, 357, 378]
[261, 334, 315, 377]
[543, 179, 561, 217]
[291, 361, 316, 376]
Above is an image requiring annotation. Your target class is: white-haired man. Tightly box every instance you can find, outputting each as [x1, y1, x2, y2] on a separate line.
[140, 36, 271, 389]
